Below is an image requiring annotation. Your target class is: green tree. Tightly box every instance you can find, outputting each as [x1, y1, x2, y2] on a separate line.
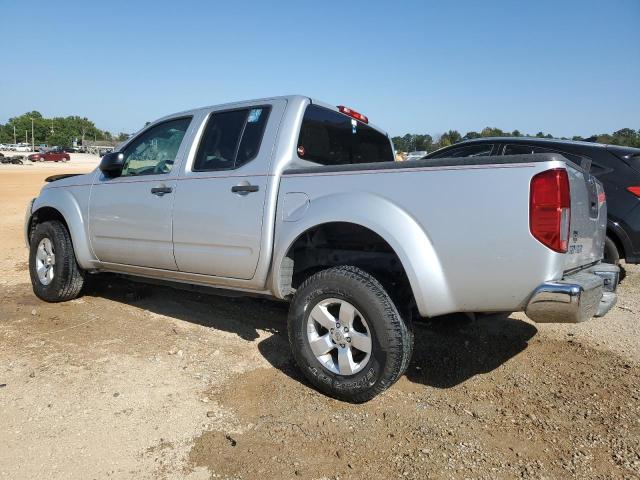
[392, 134, 433, 153]
[481, 127, 505, 137]
[0, 112, 109, 147]
[440, 130, 461, 145]
[463, 131, 481, 140]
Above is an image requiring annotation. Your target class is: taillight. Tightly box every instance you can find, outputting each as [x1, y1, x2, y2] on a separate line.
[530, 168, 571, 253]
[627, 186, 640, 197]
[337, 105, 369, 124]
[598, 190, 606, 203]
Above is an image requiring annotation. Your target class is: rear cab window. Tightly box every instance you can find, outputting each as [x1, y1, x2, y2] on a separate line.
[297, 104, 394, 165]
[193, 106, 271, 172]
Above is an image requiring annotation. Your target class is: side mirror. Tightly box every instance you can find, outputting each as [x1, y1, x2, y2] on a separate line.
[99, 151, 125, 177]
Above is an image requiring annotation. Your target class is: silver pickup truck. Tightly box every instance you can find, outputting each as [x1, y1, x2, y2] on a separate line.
[25, 95, 619, 402]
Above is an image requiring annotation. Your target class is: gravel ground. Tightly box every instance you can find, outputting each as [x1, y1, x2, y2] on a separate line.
[0, 167, 638, 479]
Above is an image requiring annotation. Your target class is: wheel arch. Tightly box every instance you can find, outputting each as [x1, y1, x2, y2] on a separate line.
[270, 192, 456, 317]
[606, 219, 630, 260]
[29, 190, 95, 269]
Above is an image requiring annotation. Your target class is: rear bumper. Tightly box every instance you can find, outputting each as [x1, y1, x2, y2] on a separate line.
[525, 264, 619, 323]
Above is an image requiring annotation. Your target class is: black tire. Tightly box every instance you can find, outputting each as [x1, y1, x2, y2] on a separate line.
[29, 220, 84, 302]
[603, 236, 620, 265]
[288, 266, 413, 403]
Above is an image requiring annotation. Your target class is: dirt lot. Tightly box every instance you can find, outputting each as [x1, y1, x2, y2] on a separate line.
[1, 162, 639, 480]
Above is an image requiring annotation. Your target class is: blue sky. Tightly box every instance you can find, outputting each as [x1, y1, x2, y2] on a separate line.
[1, 0, 638, 137]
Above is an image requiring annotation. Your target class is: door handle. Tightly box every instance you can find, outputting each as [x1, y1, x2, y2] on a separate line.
[151, 185, 173, 196]
[231, 184, 259, 194]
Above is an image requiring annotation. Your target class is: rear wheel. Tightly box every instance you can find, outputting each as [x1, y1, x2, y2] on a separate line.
[288, 266, 413, 403]
[603, 236, 620, 265]
[29, 220, 84, 302]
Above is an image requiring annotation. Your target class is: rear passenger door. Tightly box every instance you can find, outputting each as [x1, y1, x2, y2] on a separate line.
[172, 101, 284, 280]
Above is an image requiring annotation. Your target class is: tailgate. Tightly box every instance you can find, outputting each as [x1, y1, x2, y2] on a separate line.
[564, 164, 606, 271]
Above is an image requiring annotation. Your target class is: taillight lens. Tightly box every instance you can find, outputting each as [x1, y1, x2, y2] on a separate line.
[530, 168, 571, 253]
[627, 186, 640, 197]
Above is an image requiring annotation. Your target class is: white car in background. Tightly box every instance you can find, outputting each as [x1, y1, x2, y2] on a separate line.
[405, 150, 428, 161]
[15, 144, 32, 152]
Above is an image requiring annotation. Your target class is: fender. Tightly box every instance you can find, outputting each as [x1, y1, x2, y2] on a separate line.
[271, 191, 456, 318]
[607, 218, 632, 259]
[30, 186, 96, 270]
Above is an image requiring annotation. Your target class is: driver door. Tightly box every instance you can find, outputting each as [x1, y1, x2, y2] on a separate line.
[88, 117, 193, 270]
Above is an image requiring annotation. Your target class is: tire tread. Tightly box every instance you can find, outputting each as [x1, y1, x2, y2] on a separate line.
[288, 265, 413, 403]
[30, 220, 84, 302]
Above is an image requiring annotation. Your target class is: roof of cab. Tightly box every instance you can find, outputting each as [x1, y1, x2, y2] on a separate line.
[154, 95, 390, 137]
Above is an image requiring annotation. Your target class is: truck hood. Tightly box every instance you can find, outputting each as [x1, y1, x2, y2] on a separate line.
[42, 170, 97, 189]
[45, 173, 84, 183]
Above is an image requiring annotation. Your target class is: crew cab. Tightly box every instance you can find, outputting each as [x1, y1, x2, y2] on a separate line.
[25, 96, 618, 402]
[28, 148, 70, 162]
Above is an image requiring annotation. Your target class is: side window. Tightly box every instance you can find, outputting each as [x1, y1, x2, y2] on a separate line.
[504, 144, 590, 169]
[121, 117, 191, 177]
[430, 144, 494, 159]
[237, 108, 270, 167]
[193, 106, 271, 171]
[503, 144, 545, 155]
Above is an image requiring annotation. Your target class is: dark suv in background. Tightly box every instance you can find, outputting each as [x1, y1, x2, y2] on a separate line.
[423, 138, 640, 264]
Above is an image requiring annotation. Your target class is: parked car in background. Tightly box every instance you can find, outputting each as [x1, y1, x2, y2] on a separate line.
[405, 150, 428, 161]
[15, 143, 32, 152]
[28, 149, 71, 162]
[24, 95, 618, 402]
[98, 147, 114, 156]
[423, 138, 640, 265]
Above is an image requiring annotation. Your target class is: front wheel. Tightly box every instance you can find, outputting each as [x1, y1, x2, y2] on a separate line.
[288, 266, 413, 403]
[29, 220, 85, 302]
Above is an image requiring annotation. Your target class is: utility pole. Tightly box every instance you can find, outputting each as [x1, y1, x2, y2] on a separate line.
[31, 117, 35, 152]
[13, 125, 16, 144]
[25, 130, 28, 143]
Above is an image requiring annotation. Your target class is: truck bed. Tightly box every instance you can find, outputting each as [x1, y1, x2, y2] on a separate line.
[277, 153, 605, 317]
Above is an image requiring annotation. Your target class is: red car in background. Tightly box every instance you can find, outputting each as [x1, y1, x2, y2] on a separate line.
[28, 148, 71, 162]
